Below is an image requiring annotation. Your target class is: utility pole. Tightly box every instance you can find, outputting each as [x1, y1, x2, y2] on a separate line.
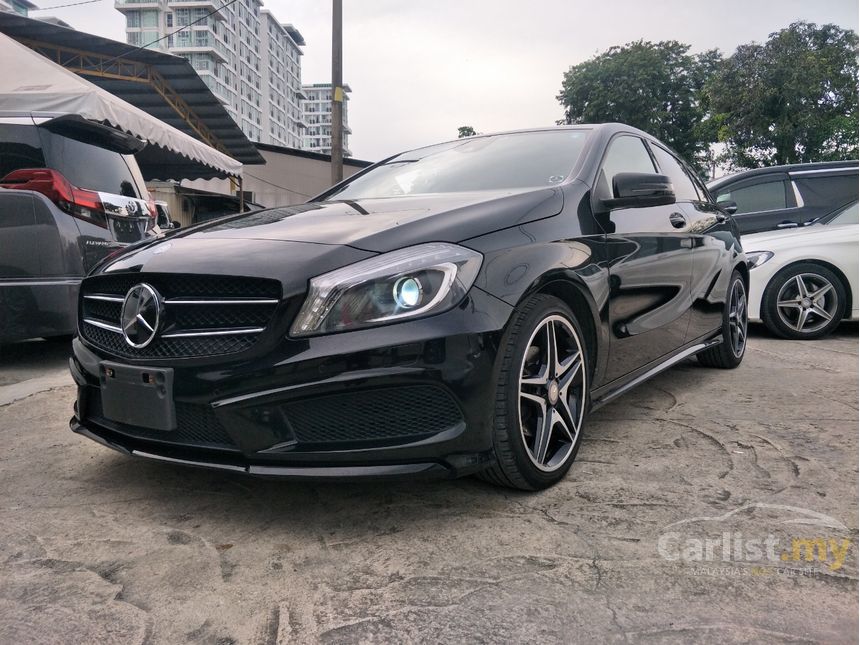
[330, 0, 344, 185]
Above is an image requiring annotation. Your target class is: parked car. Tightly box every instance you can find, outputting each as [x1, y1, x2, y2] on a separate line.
[708, 160, 858, 235]
[154, 201, 180, 230]
[0, 112, 155, 343]
[743, 200, 858, 339]
[69, 125, 747, 490]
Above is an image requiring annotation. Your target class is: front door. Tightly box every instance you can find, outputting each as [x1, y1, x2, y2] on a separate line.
[594, 135, 694, 383]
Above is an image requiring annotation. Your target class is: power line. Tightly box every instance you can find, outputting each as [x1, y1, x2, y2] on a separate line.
[31, 0, 105, 10]
[84, 0, 239, 69]
[244, 173, 313, 199]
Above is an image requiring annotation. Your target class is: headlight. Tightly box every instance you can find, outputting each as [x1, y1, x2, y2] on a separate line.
[290, 242, 483, 337]
[746, 251, 774, 269]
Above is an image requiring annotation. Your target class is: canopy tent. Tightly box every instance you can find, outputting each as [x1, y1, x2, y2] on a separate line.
[0, 33, 242, 180]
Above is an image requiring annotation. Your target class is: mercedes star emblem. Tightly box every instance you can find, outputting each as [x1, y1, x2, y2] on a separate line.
[120, 283, 162, 348]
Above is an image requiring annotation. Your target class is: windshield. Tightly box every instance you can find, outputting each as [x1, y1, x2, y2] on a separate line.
[326, 130, 590, 200]
[826, 201, 858, 226]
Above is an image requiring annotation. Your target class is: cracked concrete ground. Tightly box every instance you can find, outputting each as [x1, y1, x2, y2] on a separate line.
[0, 326, 857, 644]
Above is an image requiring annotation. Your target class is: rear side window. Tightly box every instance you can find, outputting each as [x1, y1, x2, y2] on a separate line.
[0, 124, 45, 178]
[650, 145, 699, 201]
[37, 129, 139, 198]
[793, 174, 858, 209]
[715, 180, 786, 214]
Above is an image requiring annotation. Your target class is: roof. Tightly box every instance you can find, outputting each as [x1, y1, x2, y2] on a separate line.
[709, 160, 859, 189]
[0, 12, 264, 167]
[284, 24, 306, 47]
[0, 34, 242, 180]
[303, 83, 352, 93]
[254, 142, 373, 168]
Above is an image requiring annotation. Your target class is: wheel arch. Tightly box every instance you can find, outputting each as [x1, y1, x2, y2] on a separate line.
[762, 258, 853, 320]
[513, 276, 603, 385]
[734, 259, 749, 290]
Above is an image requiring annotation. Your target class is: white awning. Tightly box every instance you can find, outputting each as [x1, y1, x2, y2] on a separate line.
[0, 33, 242, 179]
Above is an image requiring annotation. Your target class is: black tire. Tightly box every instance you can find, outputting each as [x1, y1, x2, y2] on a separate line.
[698, 270, 747, 369]
[761, 263, 846, 340]
[479, 294, 589, 491]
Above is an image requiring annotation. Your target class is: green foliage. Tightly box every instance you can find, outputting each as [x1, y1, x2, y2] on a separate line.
[458, 126, 477, 138]
[705, 22, 859, 169]
[557, 40, 719, 172]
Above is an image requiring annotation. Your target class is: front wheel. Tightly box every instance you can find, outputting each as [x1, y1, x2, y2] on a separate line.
[697, 270, 747, 369]
[480, 294, 588, 490]
[761, 263, 846, 339]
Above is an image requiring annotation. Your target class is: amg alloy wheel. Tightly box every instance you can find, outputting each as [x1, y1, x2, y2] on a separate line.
[698, 270, 747, 369]
[762, 264, 846, 339]
[482, 295, 588, 490]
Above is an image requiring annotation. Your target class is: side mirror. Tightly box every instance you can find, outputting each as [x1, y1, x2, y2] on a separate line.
[718, 200, 738, 215]
[601, 173, 675, 210]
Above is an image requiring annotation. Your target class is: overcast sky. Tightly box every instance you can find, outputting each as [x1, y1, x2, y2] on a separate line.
[35, 0, 859, 161]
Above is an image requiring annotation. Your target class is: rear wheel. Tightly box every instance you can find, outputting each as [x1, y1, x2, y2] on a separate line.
[480, 294, 588, 490]
[698, 270, 747, 369]
[761, 263, 846, 339]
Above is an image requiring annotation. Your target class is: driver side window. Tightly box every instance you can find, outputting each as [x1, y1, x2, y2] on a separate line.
[596, 136, 656, 201]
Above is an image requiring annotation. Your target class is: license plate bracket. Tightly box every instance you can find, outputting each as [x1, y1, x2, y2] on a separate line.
[100, 361, 176, 431]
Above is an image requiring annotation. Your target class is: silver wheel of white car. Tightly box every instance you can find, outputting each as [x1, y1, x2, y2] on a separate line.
[762, 263, 846, 339]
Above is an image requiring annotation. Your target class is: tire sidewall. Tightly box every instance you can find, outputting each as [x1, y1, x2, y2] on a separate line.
[496, 295, 588, 490]
[763, 263, 846, 339]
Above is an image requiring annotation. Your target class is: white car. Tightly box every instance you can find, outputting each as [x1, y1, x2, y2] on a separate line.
[743, 201, 858, 339]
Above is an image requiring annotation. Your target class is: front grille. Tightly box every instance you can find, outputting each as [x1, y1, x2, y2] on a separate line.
[283, 385, 464, 446]
[86, 388, 238, 451]
[80, 273, 281, 359]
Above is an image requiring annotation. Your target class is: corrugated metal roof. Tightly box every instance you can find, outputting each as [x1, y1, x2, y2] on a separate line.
[0, 12, 264, 166]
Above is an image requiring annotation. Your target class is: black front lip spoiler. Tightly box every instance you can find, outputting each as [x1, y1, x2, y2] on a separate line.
[70, 417, 488, 481]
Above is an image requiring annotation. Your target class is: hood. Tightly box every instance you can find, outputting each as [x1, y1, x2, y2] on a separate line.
[742, 223, 845, 251]
[98, 237, 376, 298]
[168, 188, 564, 253]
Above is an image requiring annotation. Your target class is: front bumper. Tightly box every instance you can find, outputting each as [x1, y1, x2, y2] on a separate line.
[70, 289, 512, 480]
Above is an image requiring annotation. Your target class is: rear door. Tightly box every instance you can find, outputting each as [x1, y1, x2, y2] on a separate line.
[790, 169, 859, 224]
[595, 134, 694, 383]
[711, 173, 797, 234]
[649, 143, 739, 340]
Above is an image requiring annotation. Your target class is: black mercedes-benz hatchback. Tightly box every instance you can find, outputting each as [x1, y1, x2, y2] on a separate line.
[70, 124, 747, 490]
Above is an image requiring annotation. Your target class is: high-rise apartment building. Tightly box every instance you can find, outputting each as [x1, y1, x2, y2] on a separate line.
[260, 11, 306, 148]
[116, 0, 305, 147]
[302, 83, 352, 157]
[0, 0, 36, 16]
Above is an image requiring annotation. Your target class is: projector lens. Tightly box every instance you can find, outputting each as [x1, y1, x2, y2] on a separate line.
[393, 276, 422, 308]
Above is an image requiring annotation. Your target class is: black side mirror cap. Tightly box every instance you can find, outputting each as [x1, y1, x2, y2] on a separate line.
[600, 172, 676, 210]
[718, 200, 738, 215]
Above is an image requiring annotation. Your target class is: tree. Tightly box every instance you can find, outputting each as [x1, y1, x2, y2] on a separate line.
[705, 22, 859, 169]
[458, 126, 477, 138]
[557, 40, 720, 171]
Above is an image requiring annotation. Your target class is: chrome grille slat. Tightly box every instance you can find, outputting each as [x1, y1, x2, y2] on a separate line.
[84, 294, 125, 303]
[79, 273, 282, 359]
[165, 298, 280, 305]
[83, 318, 123, 334]
[161, 327, 265, 338]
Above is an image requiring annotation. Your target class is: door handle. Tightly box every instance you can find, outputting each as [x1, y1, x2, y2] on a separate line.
[669, 212, 687, 229]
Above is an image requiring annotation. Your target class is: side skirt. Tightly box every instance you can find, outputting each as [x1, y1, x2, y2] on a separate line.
[589, 334, 722, 411]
